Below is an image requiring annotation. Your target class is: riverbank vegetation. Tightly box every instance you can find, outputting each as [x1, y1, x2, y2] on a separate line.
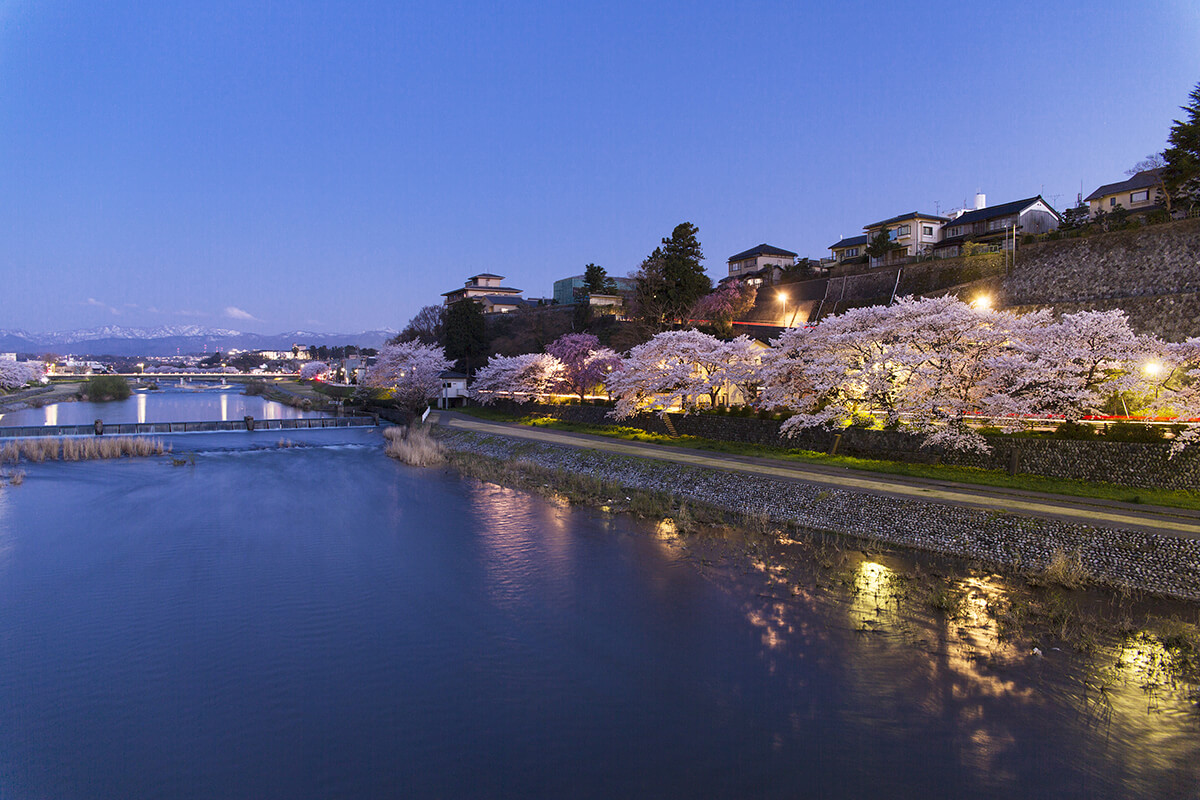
[457, 406, 1200, 511]
[81, 375, 131, 401]
[383, 425, 445, 466]
[0, 436, 169, 463]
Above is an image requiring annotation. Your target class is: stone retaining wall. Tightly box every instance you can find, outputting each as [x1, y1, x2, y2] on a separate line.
[435, 428, 1200, 601]
[510, 403, 1200, 492]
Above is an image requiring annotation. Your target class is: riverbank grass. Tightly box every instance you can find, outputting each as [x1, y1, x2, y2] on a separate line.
[0, 436, 170, 463]
[384, 425, 445, 466]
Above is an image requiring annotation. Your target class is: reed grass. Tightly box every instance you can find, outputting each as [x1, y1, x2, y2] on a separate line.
[0, 436, 170, 463]
[383, 425, 446, 467]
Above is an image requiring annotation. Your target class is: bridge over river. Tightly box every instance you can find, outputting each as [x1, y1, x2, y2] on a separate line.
[0, 415, 378, 439]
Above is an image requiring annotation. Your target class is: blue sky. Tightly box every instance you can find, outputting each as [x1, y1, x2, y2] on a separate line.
[2, 0, 1198, 334]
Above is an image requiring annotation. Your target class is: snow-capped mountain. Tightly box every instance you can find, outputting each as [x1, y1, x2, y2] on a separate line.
[0, 326, 398, 356]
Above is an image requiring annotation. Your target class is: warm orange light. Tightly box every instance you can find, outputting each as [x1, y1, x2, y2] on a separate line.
[1143, 361, 1163, 378]
[777, 293, 788, 303]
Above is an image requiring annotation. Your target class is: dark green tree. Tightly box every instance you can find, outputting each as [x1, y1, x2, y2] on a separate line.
[632, 222, 711, 329]
[1164, 80, 1200, 210]
[583, 263, 617, 295]
[443, 299, 488, 373]
[865, 228, 901, 262]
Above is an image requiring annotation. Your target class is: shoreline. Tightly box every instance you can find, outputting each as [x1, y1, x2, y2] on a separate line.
[431, 425, 1200, 603]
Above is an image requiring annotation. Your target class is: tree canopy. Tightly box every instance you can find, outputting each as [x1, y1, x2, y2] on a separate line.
[442, 300, 488, 372]
[582, 263, 617, 296]
[632, 222, 711, 329]
[1164, 80, 1200, 210]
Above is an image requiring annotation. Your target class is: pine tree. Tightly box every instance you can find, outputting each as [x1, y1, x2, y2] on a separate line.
[1164, 80, 1200, 210]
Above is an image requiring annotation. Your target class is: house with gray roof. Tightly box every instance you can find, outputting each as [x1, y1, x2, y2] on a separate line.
[1085, 169, 1165, 219]
[862, 212, 949, 267]
[934, 196, 1061, 258]
[725, 244, 797, 286]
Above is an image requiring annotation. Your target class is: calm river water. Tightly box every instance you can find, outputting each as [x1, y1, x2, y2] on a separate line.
[0, 384, 322, 427]
[0, 421, 1197, 797]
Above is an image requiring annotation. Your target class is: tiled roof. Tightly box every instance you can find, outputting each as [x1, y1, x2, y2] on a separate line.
[728, 244, 798, 262]
[864, 211, 949, 229]
[470, 273, 505, 279]
[1084, 169, 1163, 202]
[941, 196, 1056, 230]
[442, 286, 524, 296]
[828, 234, 869, 250]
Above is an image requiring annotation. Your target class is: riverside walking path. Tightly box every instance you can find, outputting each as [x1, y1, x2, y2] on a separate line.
[432, 411, 1200, 541]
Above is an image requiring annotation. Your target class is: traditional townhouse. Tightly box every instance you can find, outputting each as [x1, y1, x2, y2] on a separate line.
[934, 196, 1061, 258]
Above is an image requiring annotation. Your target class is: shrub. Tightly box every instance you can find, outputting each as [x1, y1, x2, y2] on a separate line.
[1053, 421, 1098, 440]
[82, 375, 131, 401]
[1103, 422, 1166, 443]
[244, 380, 267, 396]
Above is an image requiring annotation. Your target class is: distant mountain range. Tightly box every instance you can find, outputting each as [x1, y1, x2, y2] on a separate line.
[0, 325, 398, 357]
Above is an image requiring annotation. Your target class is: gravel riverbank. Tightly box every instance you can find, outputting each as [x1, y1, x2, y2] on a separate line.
[434, 427, 1200, 602]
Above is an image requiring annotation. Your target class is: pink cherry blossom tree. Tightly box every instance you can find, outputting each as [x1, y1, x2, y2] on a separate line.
[545, 333, 622, 402]
[365, 341, 452, 413]
[0, 360, 42, 391]
[605, 329, 733, 418]
[470, 353, 565, 404]
[299, 361, 330, 381]
[691, 280, 757, 336]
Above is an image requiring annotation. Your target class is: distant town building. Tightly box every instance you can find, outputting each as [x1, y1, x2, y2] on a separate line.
[0, 352, 15, 362]
[725, 244, 798, 285]
[442, 273, 527, 314]
[552, 275, 637, 306]
[1085, 169, 1165, 219]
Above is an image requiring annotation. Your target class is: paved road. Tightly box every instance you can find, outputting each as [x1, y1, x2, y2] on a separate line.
[432, 411, 1200, 540]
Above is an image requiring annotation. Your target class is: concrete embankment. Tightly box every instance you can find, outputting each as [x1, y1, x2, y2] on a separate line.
[431, 418, 1200, 602]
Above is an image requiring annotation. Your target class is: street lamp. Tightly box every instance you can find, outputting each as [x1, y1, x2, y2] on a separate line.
[971, 294, 992, 310]
[777, 292, 791, 328]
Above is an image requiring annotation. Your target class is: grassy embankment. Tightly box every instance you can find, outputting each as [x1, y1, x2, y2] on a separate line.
[457, 406, 1200, 511]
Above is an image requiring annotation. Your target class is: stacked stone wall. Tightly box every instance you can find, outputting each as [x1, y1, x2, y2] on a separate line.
[517, 403, 1200, 492]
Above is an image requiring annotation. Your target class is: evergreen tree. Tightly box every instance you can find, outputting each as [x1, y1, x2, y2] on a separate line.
[443, 299, 488, 373]
[633, 222, 711, 329]
[583, 263, 617, 295]
[1164, 80, 1200, 210]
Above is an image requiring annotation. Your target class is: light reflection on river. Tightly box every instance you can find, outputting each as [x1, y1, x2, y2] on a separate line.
[0, 385, 322, 427]
[0, 429, 1196, 799]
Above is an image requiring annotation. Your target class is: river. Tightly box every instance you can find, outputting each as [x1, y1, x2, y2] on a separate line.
[0, 399, 1196, 798]
[0, 384, 323, 428]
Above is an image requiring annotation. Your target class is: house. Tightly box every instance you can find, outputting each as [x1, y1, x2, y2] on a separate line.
[725, 244, 798, 286]
[442, 273, 526, 314]
[828, 234, 869, 264]
[862, 212, 949, 267]
[1085, 169, 1165, 218]
[552, 274, 637, 305]
[934, 195, 1061, 258]
[436, 370, 470, 408]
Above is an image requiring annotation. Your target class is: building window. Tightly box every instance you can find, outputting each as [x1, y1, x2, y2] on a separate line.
[896, 224, 910, 236]
[1131, 190, 1149, 203]
[844, 248, 857, 257]
[988, 218, 1010, 232]
[1110, 197, 1116, 207]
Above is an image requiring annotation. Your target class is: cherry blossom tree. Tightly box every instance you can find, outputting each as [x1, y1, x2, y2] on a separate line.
[365, 341, 452, 413]
[605, 329, 733, 418]
[545, 333, 622, 402]
[0, 360, 41, 391]
[691, 280, 757, 336]
[470, 353, 565, 404]
[762, 296, 1034, 452]
[983, 309, 1148, 422]
[299, 361, 330, 381]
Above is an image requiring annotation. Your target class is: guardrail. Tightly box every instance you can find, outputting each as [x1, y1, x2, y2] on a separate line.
[0, 415, 378, 439]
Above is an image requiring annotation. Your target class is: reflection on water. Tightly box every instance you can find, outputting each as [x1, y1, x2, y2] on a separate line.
[0, 434, 1195, 798]
[0, 386, 322, 427]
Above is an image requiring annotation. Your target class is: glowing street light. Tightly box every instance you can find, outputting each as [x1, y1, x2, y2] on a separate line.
[1143, 361, 1164, 379]
[777, 293, 792, 327]
[971, 294, 992, 310]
